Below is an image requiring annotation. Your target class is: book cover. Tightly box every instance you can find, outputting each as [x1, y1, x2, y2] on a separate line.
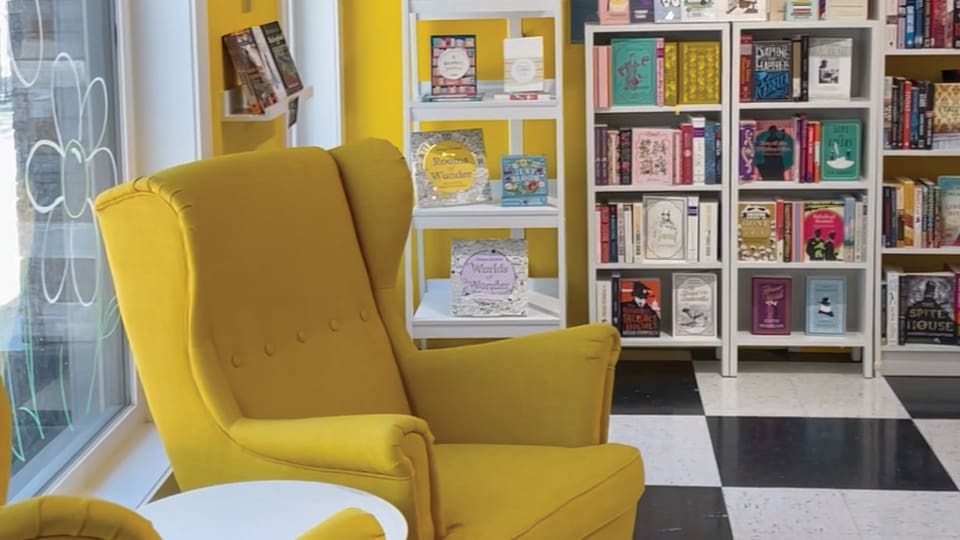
[450, 239, 528, 317]
[251, 25, 288, 99]
[808, 37, 852, 100]
[643, 196, 686, 260]
[655, 0, 682, 21]
[753, 40, 792, 101]
[739, 120, 757, 181]
[411, 129, 490, 207]
[700, 200, 719, 262]
[805, 276, 846, 335]
[786, 0, 819, 19]
[430, 35, 478, 99]
[632, 128, 677, 185]
[260, 21, 304, 95]
[679, 41, 721, 105]
[723, 0, 768, 19]
[933, 83, 960, 150]
[938, 176, 960, 245]
[596, 280, 613, 324]
[630, 0, 656, 21]
[899, 273, 956, 344]
[681, 0, 718, 20]
[612, 38, 657, 106]
[674, 273, 717, 337]
[824, 0, 868, 19]
[620, 278, 662, 337]
[820, 120, 861, 181]
[663, 42, 679, 106]
[754, 121, 796, 181]
[599, 0, 632, 23]
[501, 155, 548, 207]
[223, 29, 280, 114]
[802, 201, 845, 261]
[751, 276, 792, 335]
[504, 37, 544, 94]
[738, 202, 777, 261]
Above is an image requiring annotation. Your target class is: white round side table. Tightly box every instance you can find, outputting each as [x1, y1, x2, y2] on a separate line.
[137, 480, 407, 540]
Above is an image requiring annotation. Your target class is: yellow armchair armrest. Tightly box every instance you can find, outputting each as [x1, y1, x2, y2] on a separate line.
[399, 324, 621, 447]
[0, 496, 161, 540]
[228, 414, 433, 477]
[296, 508, 386, 540]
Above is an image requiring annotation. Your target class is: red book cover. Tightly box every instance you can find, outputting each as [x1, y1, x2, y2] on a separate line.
[751, 276, 792, 335]
[656, 38, 665, 106]
[902, 79, 912, 149]
[775, 199, 784, 261]
[795, 116, 806, 183]
[600, 204, 610, 263]
[681, 123, 693, 185]
[619, 278, 662, 337]
[802, 201, 845, 261]
[739, 34, 753, 102]
[806, 119, 815, 183]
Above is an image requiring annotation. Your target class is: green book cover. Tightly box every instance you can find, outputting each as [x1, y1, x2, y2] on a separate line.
[820, 120, 861, 181]
[611, 38, 657, 106]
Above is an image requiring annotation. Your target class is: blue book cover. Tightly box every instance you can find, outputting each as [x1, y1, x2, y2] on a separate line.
[752, 41, 791, 101]
[842, 195, 856, 257]
[704, 121, 719, 184]
[611, 38, 657, 106]
[805, 276, 846, 335]
[501, 155, 548, 207]
[654, 0, 681, 21]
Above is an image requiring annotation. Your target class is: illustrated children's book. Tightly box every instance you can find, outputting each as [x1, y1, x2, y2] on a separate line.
[805, 276, 846, 335]
[501, 155, 548, 207]
[428, 35, 478, 101]
[819, 119, 861, 181]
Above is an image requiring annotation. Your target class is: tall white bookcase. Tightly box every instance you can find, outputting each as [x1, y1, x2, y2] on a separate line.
[585, 23, 734, 373]
[400, 0, 567, 341]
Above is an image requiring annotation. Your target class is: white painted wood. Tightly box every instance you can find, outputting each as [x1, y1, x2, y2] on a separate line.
[221, 86, 314, 122]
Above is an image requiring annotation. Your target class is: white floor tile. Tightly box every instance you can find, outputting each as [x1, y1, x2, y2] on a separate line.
[843, 490, 960, 539]
[914, 419, 960, 488]
[791, 373, 909, 419]
[695, 364, 806, 417]
[607, 414, 720, 487]
[723, 487, 860, 538]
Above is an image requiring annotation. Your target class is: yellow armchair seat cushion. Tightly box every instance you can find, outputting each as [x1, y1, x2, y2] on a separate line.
[436, 443, 644, 539]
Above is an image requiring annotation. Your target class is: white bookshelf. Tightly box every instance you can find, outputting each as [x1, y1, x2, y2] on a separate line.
[584, 23, 733, 371]
[729, 21, 882, 378]
[400, 0, 567, 341]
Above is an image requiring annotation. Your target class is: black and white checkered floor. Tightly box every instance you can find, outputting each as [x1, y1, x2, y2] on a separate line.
[615, 361, 960, 539]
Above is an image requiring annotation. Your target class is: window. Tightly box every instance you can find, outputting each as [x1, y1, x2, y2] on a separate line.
[1, 0, 129, 500]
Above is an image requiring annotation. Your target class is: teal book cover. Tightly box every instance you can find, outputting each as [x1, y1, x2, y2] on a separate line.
[611, 38, 657, 106]
[938, 176, 960, 246]
[805, 276, 846, 335]
[820, 120, 862, 181]
[501, 155, 548, 207]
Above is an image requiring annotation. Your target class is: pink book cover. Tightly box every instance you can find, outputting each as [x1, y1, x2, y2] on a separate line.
[593, 48, 600, 107]
[656, 38, 665, 106]
[598, 0, 631, 24]
[753, 120, 796, 182]
[598, 46, 611, 109]
[801, 201, 845, 262]
[673, 130, 682, 185]
[631, 128, 675, 185]
[751, 276, 792, 335]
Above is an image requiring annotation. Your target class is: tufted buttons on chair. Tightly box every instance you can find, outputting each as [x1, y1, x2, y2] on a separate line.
[297, 330, 307, 343]
[264, 344, 275, 357]
[360, 310, 370, 322]
[230, 354, 242, 368]
[329, 320, 341, 331]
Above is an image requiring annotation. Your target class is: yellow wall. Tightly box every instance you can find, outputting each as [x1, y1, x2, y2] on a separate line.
[208, 0, 287, 156]
[342, 2, 590, 325]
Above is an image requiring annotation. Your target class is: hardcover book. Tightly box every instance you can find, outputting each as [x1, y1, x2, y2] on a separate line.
[674, 273, 717, 337]
[722, 0, 767, 19]
[802, 201, 845, 261]
[450, 239, 528, 317]
[819, 120, 861, 181]
[629, 0, 656, 21]
[223, 29, 280, 114]
[663, 42, 679, 106]
[752, 40, 792, 101]
[599, 0, 632, 24]
[260, 21, 304, 95]
[643, 196, 687, 260]
[739, 120, 758, 181]
[938, 176, 960, 245]
[805, 276, 846, 335]
[410, 129, 490, 207]
[655, 0, 682, 21]
[632, 128, 677, 185]
[808, 38, 852, 101]
[899, 273, 956, 344]
[679, 41, 721, 105]
[681, 0, 718, 20]
[751, 276, 792, 335]
[933, 83, 960, 150]
[503, 37, 544, 94]
[611, 38, 657, 106]
[620, 278, 662, 337]
[786, 0, 819, 19]
[501, 155, 548, 207]
[753, 121, 796, 181]
[596, 280, 613, 324]
[738, 202, 777, 261]
[429, 35, 478, 100]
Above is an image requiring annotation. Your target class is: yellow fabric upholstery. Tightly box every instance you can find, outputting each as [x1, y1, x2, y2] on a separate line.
[94, 140, 645, 539]
[296, 508, 386, 540]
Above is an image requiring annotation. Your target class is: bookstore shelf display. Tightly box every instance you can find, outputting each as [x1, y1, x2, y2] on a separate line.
[400, 0, 567, 341]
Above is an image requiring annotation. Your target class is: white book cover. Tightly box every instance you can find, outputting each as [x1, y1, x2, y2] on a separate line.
[633, 202, 645, 262]
[687, 196, 700, 262]
[503, 37, 544, 94]
[855, 200, 866, 262]
[885, 266, 902, 344]
[721, 0, 768, 20]
[450, 239, 528, 317]
[624, 203, 635, 264]
[808, 37, 853, 101]
[643, 196, 687, 261]
[699, 201, 719, 263]
[914, 187, 924, 248]
[681, 0, 720, 20]
[596, 280, 612, 324]
[691, 117, 706, 185]
[673, 273, 717, 337]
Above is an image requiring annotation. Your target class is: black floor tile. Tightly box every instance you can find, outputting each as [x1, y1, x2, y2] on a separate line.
[886, 377, 960, 419]
[633, 486, 733, 540]
[613, 360, 704, 415]
[707, 416, 957, 491]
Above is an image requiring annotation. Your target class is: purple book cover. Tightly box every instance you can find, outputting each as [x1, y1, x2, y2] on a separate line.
[751, 276, 792, 335]
[739, 120, 757, 182]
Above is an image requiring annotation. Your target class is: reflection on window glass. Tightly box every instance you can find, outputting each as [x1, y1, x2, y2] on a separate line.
[1, 0, 128, 499]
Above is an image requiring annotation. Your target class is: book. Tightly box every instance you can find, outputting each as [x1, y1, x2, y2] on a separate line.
[679, 42, 721, 105]
[643, 196, 686, 260]
[751, 276, 792, 335]
[503, 37, 544, 94]
[802, 200, 845, 261]
[287, 97, 299, 127]
[222, 28, 280, 114]
[410, 129, 490, 207]
[501, 155, 548, 207]
[629, 0, 656, 21]
[632, 128, 676, 185]
[786, 0, 819, 19]
[738, 202, 777, 261]
[450, 239, 528, 317]
[674, 273, 717, 337]
[611, 38, 657, 106]
[899, 273, 956, 344]
[939, 176, 960, 245]
[823, 0, 868, 19]
[805, 276, 846, 335]
[655, 0, 682, 21]
[700, 200, 720, 263]
[819, 120, 861, 181]
[754, 120, 796, 181]
[752, 40, 792, 101]
[663, 42, 679, 106]
[739, 120, 758, 181]
[808, 38, 852, 101]
[723, 0, 768, 19]
[260, 21, 304, 95]
[933, 83, 960, 150]
[599, 0, 632, 24]
[430, 35, 478, 99]
[620, 277, 662, 337]
[682, 0, 718, 20]
[596, 280, 613, 324]
[251, 25, 288, 99]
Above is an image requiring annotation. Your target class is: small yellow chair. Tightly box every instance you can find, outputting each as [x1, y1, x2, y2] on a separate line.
[95, 139, 645, 539]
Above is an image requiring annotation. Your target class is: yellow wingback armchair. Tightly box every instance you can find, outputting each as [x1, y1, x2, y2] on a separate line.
[93, 139, 644, 539]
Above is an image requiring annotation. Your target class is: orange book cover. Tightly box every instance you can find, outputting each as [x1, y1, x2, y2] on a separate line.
[619, 278, 662, 337]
